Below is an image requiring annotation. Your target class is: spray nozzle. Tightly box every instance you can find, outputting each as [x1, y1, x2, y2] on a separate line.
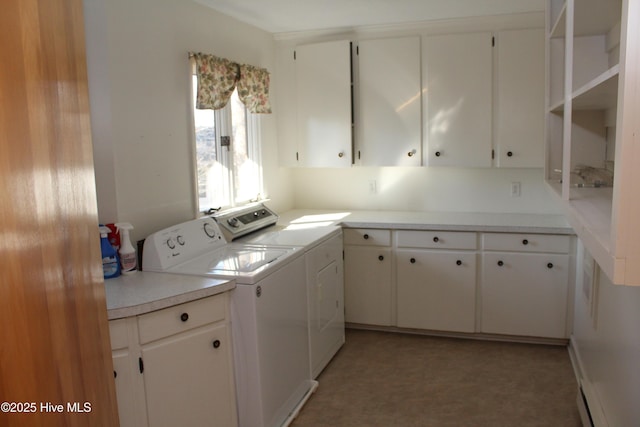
[115, 222, 134, 233]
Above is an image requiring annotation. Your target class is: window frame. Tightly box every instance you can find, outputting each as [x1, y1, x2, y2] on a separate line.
[190, 66, 263, 216]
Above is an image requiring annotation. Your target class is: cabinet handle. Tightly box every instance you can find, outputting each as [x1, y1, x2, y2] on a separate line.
[507, 151, 513, 157]
[410, 258, 416, 264]
[522, 239, 529, 245]
[213, 340, 221, 349]
[180, 312, 189, 322]
[363, 234, 369, 240]
[456, 260, 462, 266]
[114, 370, 117, 379]
[547, 263, 554, 269]
[433, 236, 439, 243]
[378, 255, 384, 261]
[497, 260, 504, 267]
[407, 149, 416, 157]
[435, 151, 441, 157]
[338, 152, 344, 158]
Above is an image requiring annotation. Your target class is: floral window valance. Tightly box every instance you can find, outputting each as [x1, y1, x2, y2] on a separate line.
[191, 52, 272, 114]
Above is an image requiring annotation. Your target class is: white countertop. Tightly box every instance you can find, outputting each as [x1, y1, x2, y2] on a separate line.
[277, 209, 573, 234]
[105, 271, 234, 320]
[105, 209, 571, 320]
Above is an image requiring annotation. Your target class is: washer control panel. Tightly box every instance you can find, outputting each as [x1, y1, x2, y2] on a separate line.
[143, 217, 226, 271]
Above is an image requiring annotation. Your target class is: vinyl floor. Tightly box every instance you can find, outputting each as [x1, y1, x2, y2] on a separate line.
[291, 329, 581, 427]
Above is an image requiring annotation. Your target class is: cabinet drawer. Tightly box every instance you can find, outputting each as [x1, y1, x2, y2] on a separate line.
[482, 233, 571, 253]
[396, 230, 477, 250]
[109, 318, 130, 350]
[343, 228, 391, 246]
[138, 294, 227, 344]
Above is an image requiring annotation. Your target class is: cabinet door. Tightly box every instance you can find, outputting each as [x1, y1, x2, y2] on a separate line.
[397, 250, 476, 333]
[276, 46, 299, 167]
[344, 246, 392, 326]
[296, 40, 352, 167]
[496, 29, 545, 167]
[423, 32, 493, 167]
[481, 252, 569, 338]
[141, 323, 236, 427]
[110, 319, 148, 427]
[112, 350, 145, 427]
[356, 37, 421, 166]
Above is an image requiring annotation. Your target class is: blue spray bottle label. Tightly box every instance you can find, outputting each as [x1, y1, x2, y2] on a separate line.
[100, 225, 120, 279]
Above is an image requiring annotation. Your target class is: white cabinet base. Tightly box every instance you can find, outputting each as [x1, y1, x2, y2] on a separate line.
[481, 252, 570, 338]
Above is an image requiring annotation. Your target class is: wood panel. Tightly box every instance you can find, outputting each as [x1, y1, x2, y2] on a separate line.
[0, 0, 119, 425]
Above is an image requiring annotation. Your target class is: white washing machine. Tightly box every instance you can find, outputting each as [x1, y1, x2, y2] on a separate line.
[143, 204, 317, 427]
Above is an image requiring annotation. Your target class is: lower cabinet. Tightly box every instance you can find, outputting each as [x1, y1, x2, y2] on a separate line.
[109, 293, 237, 427]
[344, 245, 392, 326]
[396, 230, 478, 333]
[481, 252, 570, 339]
[344, 229, 393, 326]
[110, 318, 148, 427]
[480, 233, 571, 339]
[396, 249, 477, 333]
[343, 228, 574, 341]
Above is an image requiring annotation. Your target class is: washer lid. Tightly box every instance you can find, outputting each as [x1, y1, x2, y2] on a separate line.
[167, 245, 297, 277]
[207, 247, 289, 274]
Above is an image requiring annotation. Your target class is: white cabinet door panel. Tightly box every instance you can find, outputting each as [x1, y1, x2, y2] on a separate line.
[397, 250, 476, 333]
[296, 40, 352, 167]
[344, 246, 392, 326]
[141, 324, 235, 427]
[423, 32, 493, 167]
[496, 29, 545, 167]
[481, 252, 569, 338]
[356, 37, 421, 166]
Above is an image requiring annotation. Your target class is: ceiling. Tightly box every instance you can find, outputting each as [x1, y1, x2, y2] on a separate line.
[193, 0, 545, 34]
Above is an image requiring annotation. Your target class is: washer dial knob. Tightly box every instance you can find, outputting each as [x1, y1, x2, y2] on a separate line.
[227, 217, 239, 228]
[166, 238, 176, 249]
[203, 222, 218, 238]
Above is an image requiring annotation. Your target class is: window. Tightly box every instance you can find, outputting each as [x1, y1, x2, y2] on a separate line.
[192, 75, 262, 213]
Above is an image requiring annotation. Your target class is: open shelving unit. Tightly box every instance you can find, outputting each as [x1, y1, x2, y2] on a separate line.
[545, 0, 640, 286]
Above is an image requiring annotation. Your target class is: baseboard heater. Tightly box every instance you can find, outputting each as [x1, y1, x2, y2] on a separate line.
[576, 380, 608, 427]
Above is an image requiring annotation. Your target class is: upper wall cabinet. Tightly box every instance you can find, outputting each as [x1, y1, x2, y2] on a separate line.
[295, 40, 353, 167]
[545, 0, 640, 286]
[495, 29, 545, 168]
[423, 32, 493, 167]
[354, 37, 422, 166]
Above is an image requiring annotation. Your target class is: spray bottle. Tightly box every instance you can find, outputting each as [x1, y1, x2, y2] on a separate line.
[99, 225, 121, 279]
[115, 222, 137, 274]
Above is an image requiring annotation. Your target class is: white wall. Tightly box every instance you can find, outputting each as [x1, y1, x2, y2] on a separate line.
[291, 167, 562, 213]
[84, 0, 294, 243]
[573, 244, 640, 426]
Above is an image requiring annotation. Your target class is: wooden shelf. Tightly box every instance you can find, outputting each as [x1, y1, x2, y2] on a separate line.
[564, 187, 615, 280]
[572, 65, 619, 110]
[549, 3, 566, 39]
[549, 99, 565, 113]
[574, 0, 622, 37]
[545, 179, 563, 199]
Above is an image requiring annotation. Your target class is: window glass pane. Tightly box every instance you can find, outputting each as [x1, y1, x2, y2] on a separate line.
[192, 73, 262, 213]
[193, 75, 229, 211]
[230, 90, 261, 204]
